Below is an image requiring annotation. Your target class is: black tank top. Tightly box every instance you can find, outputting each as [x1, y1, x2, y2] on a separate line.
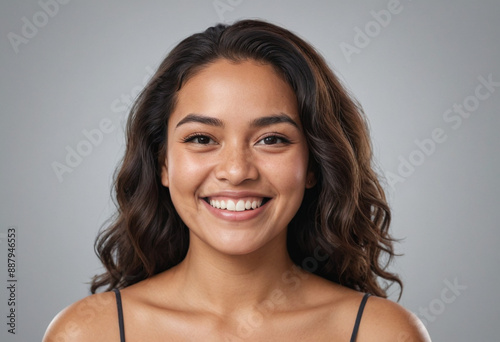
[113, 289, 370, 341]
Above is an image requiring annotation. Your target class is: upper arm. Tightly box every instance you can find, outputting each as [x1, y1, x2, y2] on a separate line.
[359, 296, 432, 342]
[43, 292, 118, 342]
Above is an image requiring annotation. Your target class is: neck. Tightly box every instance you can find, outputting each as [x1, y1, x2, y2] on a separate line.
[171, 231, 296, 315]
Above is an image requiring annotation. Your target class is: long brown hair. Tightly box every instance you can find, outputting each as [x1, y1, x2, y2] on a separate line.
[91, 19, 402, 298]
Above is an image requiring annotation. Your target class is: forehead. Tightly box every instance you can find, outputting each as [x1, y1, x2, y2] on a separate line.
[169, 59, 299, 126]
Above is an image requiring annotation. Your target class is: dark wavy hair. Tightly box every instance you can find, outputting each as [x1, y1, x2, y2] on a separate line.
[91, 19, 402, 298]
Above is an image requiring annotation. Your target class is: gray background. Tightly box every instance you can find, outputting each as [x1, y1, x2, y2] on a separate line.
[1, 0, 499, 340]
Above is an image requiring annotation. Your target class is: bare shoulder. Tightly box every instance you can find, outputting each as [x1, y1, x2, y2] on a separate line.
[301, 277, 431, 341]
[358, 295, 432, 342]
[43, 291, 120, 342]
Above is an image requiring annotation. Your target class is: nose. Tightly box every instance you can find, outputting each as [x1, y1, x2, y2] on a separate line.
[214, 143, 259, 185]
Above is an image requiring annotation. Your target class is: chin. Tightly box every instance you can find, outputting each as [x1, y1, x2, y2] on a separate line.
[205, 229, 285, 257]
[212, 239, 265, 256]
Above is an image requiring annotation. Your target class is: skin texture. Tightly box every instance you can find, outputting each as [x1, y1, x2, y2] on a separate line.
[43, 59, 431, 341]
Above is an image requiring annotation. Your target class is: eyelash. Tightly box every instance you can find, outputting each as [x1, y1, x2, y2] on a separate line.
[182, 133, 216, 145]
[257, 134, 291, 145]
[182, 133, 291, 145]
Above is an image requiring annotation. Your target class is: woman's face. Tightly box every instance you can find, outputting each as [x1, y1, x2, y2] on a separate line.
[162, 59, 315, 256]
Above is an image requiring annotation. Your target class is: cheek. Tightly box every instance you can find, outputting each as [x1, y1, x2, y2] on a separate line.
[166, 152, 209, 223]
[167, 149, 211, 193]
[261, 150, 309, 191]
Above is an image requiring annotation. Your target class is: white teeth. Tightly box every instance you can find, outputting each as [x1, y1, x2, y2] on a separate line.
[226, 200, 236, 211]
[235, 200, 245, 211]
[208, 198, 264, 211]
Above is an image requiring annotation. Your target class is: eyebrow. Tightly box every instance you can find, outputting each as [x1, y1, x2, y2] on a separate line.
[250, 113, 299, 129]
[175, 113, 299, 129]
[175, 114, 224, 128]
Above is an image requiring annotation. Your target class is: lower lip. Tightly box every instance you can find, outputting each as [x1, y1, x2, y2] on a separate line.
[201, 199, 269, 222]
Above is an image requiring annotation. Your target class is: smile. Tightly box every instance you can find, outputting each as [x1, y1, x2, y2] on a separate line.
[204, 197, 270, 212]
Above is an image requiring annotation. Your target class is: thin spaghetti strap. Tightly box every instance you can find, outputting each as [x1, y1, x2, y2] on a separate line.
[350, 293, 370, 342]
[113, 288, 126, 342]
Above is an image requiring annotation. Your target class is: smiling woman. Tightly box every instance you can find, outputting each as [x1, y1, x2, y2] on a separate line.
[43, 20, 431, 341]
[162, 59, 312, 257]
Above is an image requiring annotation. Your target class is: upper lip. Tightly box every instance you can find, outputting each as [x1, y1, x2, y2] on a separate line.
[201, 191, 272, 199]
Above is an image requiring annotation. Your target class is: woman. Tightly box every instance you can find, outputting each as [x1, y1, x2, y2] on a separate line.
[44, 20, 430, 341]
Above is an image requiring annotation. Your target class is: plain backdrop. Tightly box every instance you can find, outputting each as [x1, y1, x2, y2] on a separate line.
[1, 0, 499, 340]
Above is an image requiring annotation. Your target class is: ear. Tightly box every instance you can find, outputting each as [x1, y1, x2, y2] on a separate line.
[305, 169, 316, 189]
[160, 160, 169, 188]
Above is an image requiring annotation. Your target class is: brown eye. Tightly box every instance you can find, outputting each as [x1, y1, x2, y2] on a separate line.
[264, 136, 279, 144]
[183, 135, 216, 145]
[257, 135, 290, 145]
[194, 136, 211, 144]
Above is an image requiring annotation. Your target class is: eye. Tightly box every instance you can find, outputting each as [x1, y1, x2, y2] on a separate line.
[183, 134, 216, 145]
[257, 135, 291, 145]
